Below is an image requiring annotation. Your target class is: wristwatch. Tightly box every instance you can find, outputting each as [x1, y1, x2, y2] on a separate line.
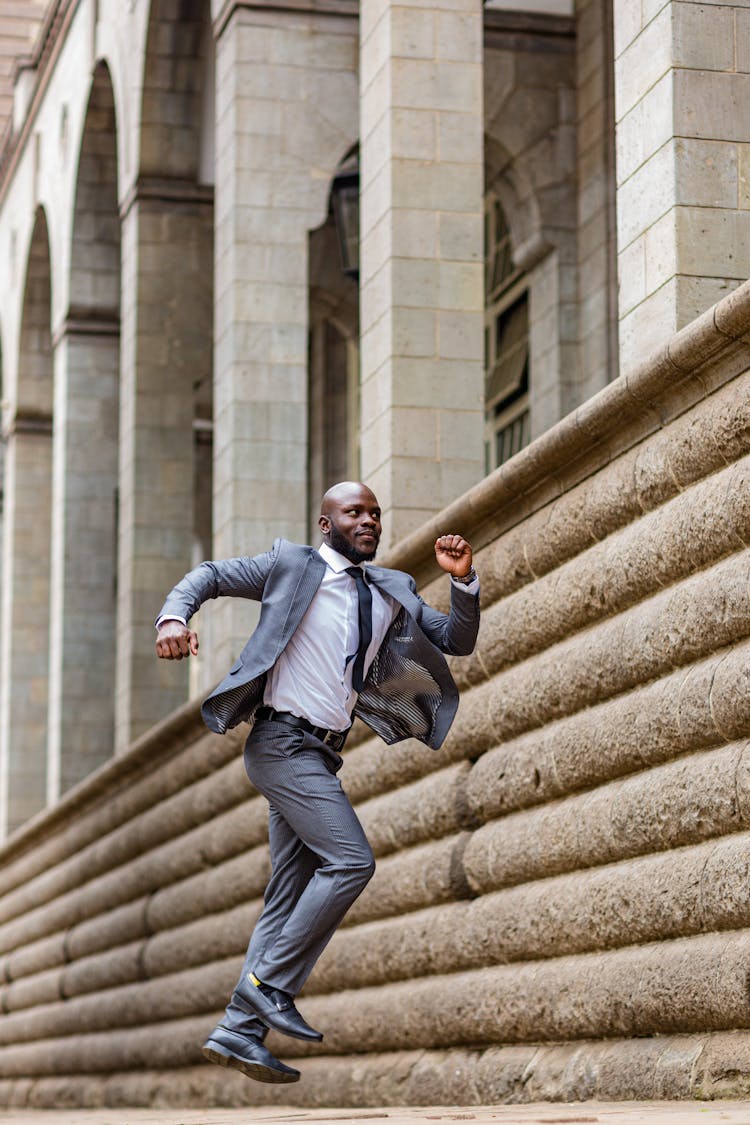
[453, 567, 477, 585]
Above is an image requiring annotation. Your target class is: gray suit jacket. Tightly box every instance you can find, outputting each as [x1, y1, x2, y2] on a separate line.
[157, 538, 480, 749]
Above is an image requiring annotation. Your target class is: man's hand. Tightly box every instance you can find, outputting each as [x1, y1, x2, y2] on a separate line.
[155, 621, 199, 660]
[434, 534, 473, 578]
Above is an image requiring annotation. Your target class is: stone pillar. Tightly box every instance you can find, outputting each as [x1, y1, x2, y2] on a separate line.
[46, 322, 119, 799]
[359, 0, 485, 550]
[212, 7, 358, 674]
[0, 418, 52, 837]
[614, 0, 750, 370]
[115, 183, 213, 752]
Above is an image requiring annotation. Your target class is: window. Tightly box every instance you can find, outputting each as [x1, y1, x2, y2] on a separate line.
[484, 194, 530, 472]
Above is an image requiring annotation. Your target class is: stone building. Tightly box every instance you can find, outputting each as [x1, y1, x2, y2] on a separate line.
[1, 0, 750, 1110]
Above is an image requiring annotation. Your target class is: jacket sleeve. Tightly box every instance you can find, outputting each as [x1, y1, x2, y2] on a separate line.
[155, 541, 280, 626]
[415, 581, 480, 657]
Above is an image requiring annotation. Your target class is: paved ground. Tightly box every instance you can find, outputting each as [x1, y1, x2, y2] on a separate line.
[3, 1104, 750, 1125]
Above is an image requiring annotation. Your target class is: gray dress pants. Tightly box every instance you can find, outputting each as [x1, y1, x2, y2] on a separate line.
[221, 717, 376, 1042]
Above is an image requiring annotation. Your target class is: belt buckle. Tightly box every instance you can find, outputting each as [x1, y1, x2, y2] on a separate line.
[323, 729, 343, 752]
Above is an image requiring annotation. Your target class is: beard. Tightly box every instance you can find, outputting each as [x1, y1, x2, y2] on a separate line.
[328, 521, 379, 564]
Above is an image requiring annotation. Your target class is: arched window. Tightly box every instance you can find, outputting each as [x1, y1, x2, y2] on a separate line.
[484, 193, 530, 472]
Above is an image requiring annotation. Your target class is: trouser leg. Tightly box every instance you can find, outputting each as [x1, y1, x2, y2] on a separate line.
[217, 1001, 268, 1043]
[223, 802, 320, 1037]
[240, 719, 375, 997]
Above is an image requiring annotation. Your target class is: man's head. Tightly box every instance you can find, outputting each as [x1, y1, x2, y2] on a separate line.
[318, 482, 382, 564]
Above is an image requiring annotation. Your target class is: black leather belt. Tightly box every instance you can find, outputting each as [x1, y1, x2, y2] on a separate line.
[255, 706, 348, 752]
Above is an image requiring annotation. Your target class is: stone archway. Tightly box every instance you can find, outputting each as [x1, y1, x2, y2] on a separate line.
[484, 133, 547, 275]
[115, 0, 215, 746]
[0, 206, 54, 836]
[47, 61, 121, 800]
[140, 0, 212, 181]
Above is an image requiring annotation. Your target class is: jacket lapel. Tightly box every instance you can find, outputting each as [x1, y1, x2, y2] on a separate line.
[277, 548, 326, 650]
[366, 566, 422, 617]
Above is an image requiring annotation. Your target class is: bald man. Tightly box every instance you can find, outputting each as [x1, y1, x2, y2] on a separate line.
[155, 482, 479, 1085]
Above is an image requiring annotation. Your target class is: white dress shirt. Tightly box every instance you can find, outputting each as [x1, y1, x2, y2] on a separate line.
[264, 543, 397, 730]
[157, 541, 479, 732]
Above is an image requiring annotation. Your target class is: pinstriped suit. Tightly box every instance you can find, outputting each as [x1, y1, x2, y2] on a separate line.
[159, 538, 480, 748]
[156, 537, 479, 1037]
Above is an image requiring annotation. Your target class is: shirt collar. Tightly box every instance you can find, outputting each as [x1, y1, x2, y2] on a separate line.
[318, 542, 364, 573]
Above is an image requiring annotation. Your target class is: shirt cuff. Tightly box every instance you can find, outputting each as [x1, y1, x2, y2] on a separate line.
[450, 574, 480, 596]
[155, 614, 188, 630]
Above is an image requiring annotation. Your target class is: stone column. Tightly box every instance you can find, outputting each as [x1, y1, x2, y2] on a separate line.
[115, 183, 213, 752]
[212, 6, 358, 674]
[0, 418, 52, 837]
[46, 322, 119, 799]
[359, 0, 485, 550]
[614, 0, 750, 370]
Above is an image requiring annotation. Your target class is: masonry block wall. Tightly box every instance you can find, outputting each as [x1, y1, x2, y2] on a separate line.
[359, 0, 485, 548]
[211, 4, 359, 673]
[614, 0, 750, 370]
[2, 282, 750, 1107]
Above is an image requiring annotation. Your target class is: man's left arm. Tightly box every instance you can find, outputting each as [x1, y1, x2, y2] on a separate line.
[417, 534, 480, 656]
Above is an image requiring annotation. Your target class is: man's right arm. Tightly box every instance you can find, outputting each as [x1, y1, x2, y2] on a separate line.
[155, 545, 278, 661]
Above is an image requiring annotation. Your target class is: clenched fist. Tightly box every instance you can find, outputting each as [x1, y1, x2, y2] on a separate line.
[155, 620, 199, 660]
[434, 534, 473, 579]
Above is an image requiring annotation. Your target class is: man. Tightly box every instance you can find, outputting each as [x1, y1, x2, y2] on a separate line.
[155, 482, 479, 1086]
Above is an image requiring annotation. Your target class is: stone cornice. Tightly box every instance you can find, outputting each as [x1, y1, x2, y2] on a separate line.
[214, 0, 358, 41]
[3, 409, 53, 439]
[51, 308, 120, 348]
[483, 8, 575, 52]
[119, 176, 214, 222]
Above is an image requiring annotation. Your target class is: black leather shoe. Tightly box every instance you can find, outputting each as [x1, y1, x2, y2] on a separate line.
[202, 1025, 300, 1084]
[233, 972, 323, 1042]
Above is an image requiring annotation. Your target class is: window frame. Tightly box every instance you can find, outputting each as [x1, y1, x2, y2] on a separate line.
[484, 193, 530, 473]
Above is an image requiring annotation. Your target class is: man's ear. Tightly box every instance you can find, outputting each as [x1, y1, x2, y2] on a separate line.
[318, 514, 330, 536]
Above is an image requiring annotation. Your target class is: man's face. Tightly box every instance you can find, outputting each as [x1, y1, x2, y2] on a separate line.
[320, 487, 382, 563]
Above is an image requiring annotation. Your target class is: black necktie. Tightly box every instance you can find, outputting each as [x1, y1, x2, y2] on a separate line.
[345, 566, 373, 692]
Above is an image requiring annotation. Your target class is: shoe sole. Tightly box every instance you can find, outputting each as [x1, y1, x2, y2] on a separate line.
[202, 1043, 300, 1085]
